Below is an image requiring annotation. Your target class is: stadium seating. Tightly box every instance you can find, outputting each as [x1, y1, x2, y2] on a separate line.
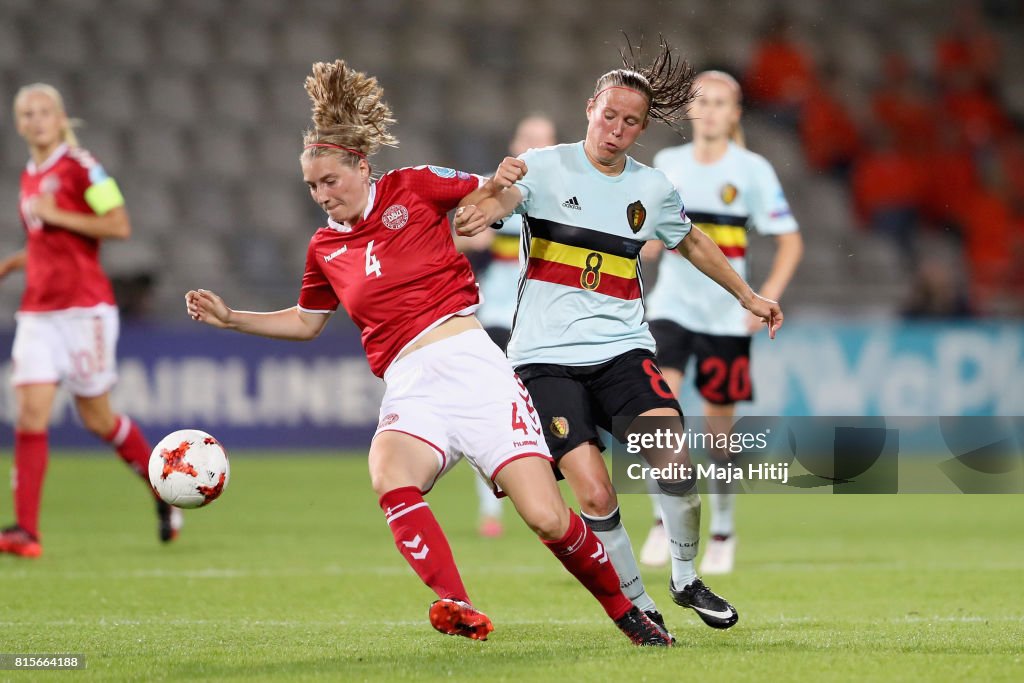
[0, 0, 1020, 322]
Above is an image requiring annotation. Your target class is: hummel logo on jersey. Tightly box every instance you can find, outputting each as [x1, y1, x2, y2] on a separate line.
[562, 196, 582, 210]
[324, 245, 348, 262]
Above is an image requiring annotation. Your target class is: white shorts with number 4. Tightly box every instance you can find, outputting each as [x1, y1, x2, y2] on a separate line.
[11, 305, 120, 397]
[376, 328, 552, 494]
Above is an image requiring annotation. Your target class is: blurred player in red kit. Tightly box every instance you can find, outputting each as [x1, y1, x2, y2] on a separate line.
[0, 84, 180, 558]
[185, 60, 672, 646]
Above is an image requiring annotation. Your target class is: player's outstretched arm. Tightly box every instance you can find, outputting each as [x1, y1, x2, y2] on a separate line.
[759, 231, 804, 302]
[487, 156, 528, 192]
[185, 289, 330, 341]
[454, 186, 523, 237]
[0, 250, 26, 280]
[745, 231, 802, 333]
[676, 228, 784, 338]
[453, 228, 495, 254]
[456, 157, 527, 215]
[31, 195, 131, 240]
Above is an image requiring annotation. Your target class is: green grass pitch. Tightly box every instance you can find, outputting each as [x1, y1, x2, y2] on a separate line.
[1, 453, 1022, 682]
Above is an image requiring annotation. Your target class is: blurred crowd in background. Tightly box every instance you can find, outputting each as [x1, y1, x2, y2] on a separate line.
[0, 0, 1021, 326]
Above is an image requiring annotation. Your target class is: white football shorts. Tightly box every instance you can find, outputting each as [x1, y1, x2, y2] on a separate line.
[375, 328, 552, 493]
[11, 305, 120, 397]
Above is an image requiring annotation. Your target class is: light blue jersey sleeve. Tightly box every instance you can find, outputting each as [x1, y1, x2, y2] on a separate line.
[651, 173, 691, 249]
[747, 155, 798, 235]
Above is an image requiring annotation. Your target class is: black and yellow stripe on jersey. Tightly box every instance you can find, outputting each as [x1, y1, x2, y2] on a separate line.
[523, 218, 645, 300]
[688, 211, 749, 259]
[490, 233, 520, 261]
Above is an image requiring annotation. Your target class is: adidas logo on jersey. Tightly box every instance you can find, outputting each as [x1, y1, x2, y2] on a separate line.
[562, 196, 582, 210]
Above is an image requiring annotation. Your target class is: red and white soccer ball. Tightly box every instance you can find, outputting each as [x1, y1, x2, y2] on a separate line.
[148, 429, 230, 509]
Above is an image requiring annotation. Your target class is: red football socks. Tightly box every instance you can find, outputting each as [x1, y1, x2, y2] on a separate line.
[13, 430, 48, 539]
[380, 486, 471, 604]
[542, 510, 632, 620]
[103, 415, 152, 483]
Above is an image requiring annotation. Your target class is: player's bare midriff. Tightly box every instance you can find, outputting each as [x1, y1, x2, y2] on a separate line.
[396, 314, 483, 361]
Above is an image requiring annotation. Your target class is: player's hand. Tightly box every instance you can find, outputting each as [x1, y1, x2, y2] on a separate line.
[185, 289, 232, 328]
[745, 311, 767, 334]
[743, 293, 783, 339]
[454, 205, 489, 237]
[492, 157, 527, 190]
[28, 193, 59, 223]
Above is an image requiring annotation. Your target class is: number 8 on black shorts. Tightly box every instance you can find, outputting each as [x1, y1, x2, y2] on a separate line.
[515, 349, 682, 461]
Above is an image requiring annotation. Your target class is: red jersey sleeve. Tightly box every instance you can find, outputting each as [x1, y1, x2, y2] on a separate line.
[297, 233, 340, 313]
[393, 166, 484, 215]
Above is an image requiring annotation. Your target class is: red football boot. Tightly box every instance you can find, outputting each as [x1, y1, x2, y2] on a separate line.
[428, 599, 494, 641]
[0, 525, 42, 558]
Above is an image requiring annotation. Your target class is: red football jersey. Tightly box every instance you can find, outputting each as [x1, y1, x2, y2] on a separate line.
[298, 166, 484, 377]
[18, 144, 117, 312]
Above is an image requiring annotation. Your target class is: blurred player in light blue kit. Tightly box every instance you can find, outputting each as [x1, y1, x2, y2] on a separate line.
[640, 71, 803, 573]
[459, 115, 557, 538]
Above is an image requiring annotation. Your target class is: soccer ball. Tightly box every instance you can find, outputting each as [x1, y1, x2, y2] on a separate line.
[148, 429, 230, 509]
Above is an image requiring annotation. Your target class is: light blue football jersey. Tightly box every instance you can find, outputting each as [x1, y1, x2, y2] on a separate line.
[507, 142, 691, 367]
[646, 142, 798, 336]
[476, 215, 522, 331]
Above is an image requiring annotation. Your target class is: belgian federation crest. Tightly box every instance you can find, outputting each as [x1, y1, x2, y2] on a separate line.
[626, 200, 646, 233]
[550, 417, 570, 439]
[720, 183, 739, 205]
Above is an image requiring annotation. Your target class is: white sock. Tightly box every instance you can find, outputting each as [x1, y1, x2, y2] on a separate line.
[475, 474, 502, 519]
[581, 508, 658, 613]
[658, 492, 700, 588]
[707, 477, 735, 538]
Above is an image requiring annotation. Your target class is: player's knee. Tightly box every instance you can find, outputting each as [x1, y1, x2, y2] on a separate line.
[576, 481, 618, 517]
[369, 466, 428, 498]
[708, 447, 732, 464]
[522, 504, 568, 541]
[658, 477, 698, 497]
[369, 469, 397, 497]
[81, 414, 115, 438]
[15, 407, 50, 432]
